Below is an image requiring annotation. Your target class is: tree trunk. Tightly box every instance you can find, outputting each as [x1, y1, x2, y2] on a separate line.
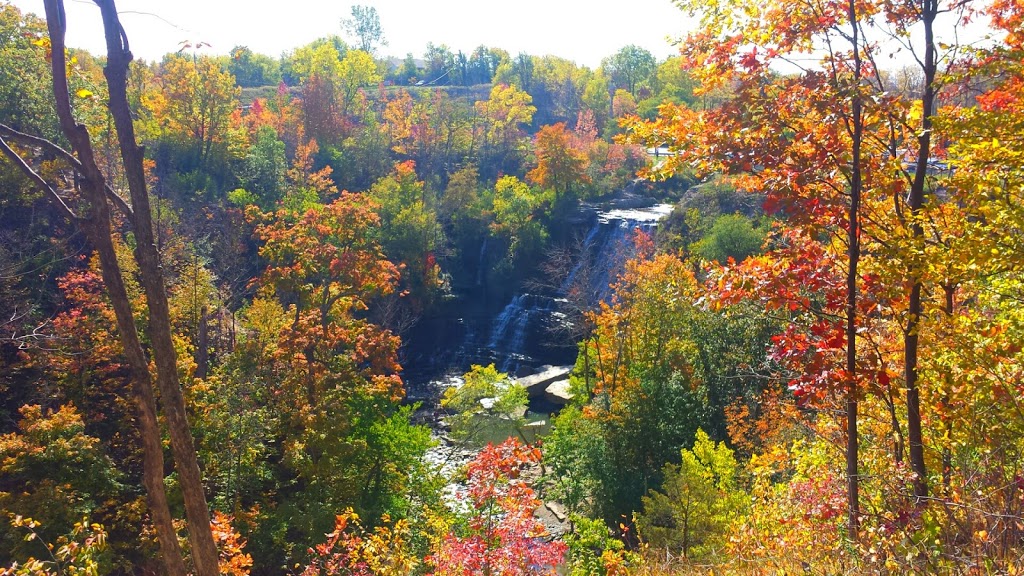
[197, 306, 209, 379]
[941, 284, 954, 489]
[845, 0, 863, 540]
[905, 0, 938, 501]
[93, 1, 220, 572]
[39, 2, 189, 574]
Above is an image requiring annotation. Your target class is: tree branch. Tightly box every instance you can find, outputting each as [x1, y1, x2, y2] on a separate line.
[0, 122, 134, 219]
[0, 134, 80, 221]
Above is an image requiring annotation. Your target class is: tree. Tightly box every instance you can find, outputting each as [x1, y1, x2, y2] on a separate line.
[0, 3, 60, 140]
[3, 515, 108, 576]
[543, 406, 612, 520]
[636, 429, 746, 559]
[234, 124, 287, 209]
[151, 54, 239, 169]
[398, 52, 419, 84]
[491, 176, 547, 265]
[527, 122, 589, 200]
[248, 193, 433, 539]
[367, 161, 444, 306]
[0, 404, 118, 564]
[467, 45, 502, 85]
[570, 248, 713, 520]
[341, 5, 387, 55]
[474, 84, 536, 176]
[441, 364, 528, 444]
[428, 439, 566, 576]
[0, 1, 220, 573]
[383, 88, 471, 181]
[691, 213, 765, 263]
[288, 39, 346, 84]
[228, 45, 281, 87]
[301, 509, 417, 575]
[649, 57, 698, 110]
[423, 43, 455, 85]
[625, 0, 917, 536]
[602, 45, 655, 98]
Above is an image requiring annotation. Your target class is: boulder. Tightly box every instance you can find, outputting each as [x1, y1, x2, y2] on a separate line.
[545, 501, 568, 523]
[516, 365, 572, 398]
[544, 379, 573, 404]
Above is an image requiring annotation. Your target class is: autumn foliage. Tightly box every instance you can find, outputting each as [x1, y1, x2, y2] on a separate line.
[3, 0, 1024, 574]
[429, 439, 566, 576]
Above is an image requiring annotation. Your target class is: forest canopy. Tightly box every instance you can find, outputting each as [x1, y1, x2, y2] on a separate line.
[1, 0, 1024, 574]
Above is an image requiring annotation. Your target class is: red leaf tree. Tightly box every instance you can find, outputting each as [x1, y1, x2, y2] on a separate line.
[429, 439, 566, 576]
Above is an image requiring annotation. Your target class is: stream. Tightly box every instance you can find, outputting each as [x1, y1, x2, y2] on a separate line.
[410, 200, 673, 531]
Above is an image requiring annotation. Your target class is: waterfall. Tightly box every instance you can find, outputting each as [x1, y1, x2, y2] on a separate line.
[561, 204, 674, 308]
[487, 294, 560, 373]
[401, 202, 674, 387]
[483, 203, 674, 375]
[476, 238, 488, 286]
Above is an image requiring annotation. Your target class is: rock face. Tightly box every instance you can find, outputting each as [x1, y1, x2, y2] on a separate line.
[516, 365, 572, 398]
[544, 379, 573, 404]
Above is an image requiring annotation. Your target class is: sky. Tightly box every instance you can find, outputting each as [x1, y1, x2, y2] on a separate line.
[10, 0, 693, 68]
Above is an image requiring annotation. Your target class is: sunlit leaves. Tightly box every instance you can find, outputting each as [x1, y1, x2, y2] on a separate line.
[527, 122, 589, 198]
[441, 364, 528, 443]
[150, 54, 239, 165]
[428, 439, 566, 576]
[636, 429, 746, 559]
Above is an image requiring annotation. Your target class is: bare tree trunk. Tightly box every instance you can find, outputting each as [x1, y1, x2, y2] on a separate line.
[905, 0, 938, 501]
[197, 306, 209, 379]
[37, 2, 189, 574]
[92, 1, 220, 572]
[941, 284, 954, 489]
[845, 0, 863, 540]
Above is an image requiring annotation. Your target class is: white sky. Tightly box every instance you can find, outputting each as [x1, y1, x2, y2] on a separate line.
[10, 0, 692, 68]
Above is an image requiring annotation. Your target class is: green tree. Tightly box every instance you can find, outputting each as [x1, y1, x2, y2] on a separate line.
[602, 45, 655, 98]
[467, 45, 503, 85]
[636, 429, 746, 559]
[440, 364, 528, 444]
[367, 161, 444, 305]
[491, 175, 548, 265]
[398, 52, 419, 84]
[228, 45, 281, 87]
[341, 5, 386, 55]
[0, 3, 59, 140]
[423, 42, 455, 84]
[543, 406, 613, 519]
[234, 124, 287, 209]
[692, 213, 766, 263]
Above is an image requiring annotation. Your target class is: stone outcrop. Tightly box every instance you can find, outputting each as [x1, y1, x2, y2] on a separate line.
[516, 365, 572, 398]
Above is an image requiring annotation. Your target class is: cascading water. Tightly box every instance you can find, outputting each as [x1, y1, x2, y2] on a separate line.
[475, 238, 488, 287]
[401, 201, 674, 390]
[483, 203, 674, 375]
[486, 294, 561, 373]
[569, 204, 675, 304]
